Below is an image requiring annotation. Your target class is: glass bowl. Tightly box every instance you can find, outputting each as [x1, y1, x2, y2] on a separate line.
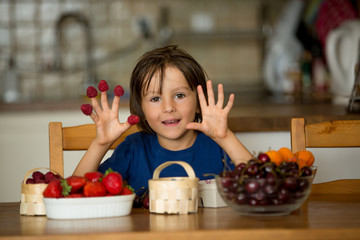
[215, 168, 316, 216]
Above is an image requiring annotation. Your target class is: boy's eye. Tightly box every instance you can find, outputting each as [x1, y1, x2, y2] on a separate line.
[175, 93, 185, 99]
[150, 96, 160, 102]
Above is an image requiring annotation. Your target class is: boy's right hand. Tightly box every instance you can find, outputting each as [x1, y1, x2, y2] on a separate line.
[83, 82, 133, 147]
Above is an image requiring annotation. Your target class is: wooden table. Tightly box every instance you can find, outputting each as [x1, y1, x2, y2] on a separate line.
[1, 190, 360, 240]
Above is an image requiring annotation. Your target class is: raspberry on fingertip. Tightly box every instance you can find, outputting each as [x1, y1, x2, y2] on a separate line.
[98, 80, 109, 92]
[87, 86, 98, 98]
[127, 115, 140, 125]
[114, 85, 124, 97]
[81, 104, 93, 116]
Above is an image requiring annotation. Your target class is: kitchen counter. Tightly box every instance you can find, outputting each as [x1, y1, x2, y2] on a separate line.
[1, 99, 360, 132]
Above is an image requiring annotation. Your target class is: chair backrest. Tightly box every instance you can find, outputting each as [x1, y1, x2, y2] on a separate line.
[290, 118, 360, 194]
[49, 122, 139, 176]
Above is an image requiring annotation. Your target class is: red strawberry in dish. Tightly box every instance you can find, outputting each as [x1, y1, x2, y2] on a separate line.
[66, 176, 87, 194]
[98, 80, 109, 92]
[86, 86, 98, 98]
[83, 181, 107, 197]
[65, 193, 85, 198]
[81, 104, 93, 116]
[85, 171, 104, 182]
[43, 179, 63, 198]
[127, 115, 140, 125]
[102, 169, 123, 195]
[120, 185, 134, 195]
[114, 85, 124, 97]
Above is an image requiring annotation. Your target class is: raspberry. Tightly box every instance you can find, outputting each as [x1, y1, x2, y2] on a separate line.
[98, 80, 109, 92]
[127, 115, 140, 125]
[114, 85, 124, 97]
[81, 104, 93, 116]
[87, 86, 98, 98]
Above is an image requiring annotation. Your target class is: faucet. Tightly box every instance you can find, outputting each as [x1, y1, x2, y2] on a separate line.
[54, 12, 96, 90]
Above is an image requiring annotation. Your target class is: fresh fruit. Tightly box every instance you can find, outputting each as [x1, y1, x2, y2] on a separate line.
[127, 115, 140, 125]
[102, 169, 123, 195]
[83, 181, 107, 197]
[81, 104, 93, 116]
[218, 156, 315, 207]
[294, 150, 315, 167]
[66, 176, 87, 194]
[26, 178, 35, 184]
[98, 80, 109, 92]
[277, 147, 295, 161]
[65, 193, 85, 198]
[265, 150, 284, 166]
[32, 171, 45, 181]
[120, 185, 134, 195]
[85, 171, 104, 182]
[86, 86, 98, 98]
[43, 179, 63, 198]
[257, 153, 270, 163]
[45, 171, 59, 183]
[114, 85, 124, 97]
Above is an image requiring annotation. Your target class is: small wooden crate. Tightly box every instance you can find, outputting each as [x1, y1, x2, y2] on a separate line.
[20, 168, 58, 216]
[149, 161, 199, 214]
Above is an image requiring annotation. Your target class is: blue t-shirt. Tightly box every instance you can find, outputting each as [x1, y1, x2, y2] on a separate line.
[98, 131, 233, 196]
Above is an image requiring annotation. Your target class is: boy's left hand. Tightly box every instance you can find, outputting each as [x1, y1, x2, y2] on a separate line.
[186, 80, 234, 140]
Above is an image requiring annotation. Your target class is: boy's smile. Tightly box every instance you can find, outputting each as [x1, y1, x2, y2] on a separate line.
[141, 66, 199, 150]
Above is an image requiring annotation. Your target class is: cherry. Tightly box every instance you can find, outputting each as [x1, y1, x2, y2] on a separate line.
[258, 153, 270, 163]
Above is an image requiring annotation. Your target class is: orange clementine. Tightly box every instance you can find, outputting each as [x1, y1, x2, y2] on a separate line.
[265, 150, 284, 166]
[294, 150, 315, 167]
[277, 147, 295, 161]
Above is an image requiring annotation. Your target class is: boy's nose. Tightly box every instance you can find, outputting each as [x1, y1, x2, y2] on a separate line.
[162, 99, 175, 113]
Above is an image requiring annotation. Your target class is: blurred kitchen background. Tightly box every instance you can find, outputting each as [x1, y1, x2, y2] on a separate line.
[1, 0, 360, 202]
[1, 0, 358, 106]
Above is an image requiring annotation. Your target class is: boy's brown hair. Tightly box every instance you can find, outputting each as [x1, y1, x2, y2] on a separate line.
[129, 45, 208, 134]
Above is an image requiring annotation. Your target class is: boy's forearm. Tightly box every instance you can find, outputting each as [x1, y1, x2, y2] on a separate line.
[73, 139, 112, 176]
[215, 130, 254, 166]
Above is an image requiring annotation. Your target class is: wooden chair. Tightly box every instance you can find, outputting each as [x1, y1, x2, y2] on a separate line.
[290, 118, 360, 194]
[49, 122, 139, 176]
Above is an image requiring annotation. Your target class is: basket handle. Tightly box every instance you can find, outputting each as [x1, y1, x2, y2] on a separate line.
[22, 167, 62, 183]
[152, 161, 196, 179]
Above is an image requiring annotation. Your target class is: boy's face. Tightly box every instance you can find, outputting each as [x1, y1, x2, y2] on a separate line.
[141, 66, 199, 150]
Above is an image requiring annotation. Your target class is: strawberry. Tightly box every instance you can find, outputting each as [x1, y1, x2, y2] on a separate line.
[65, 193, 85, 198]
[43, 179, 63, 198]
[85, 171, 104, 182]
[66, 176, 87, 194]
[98, 80, 109, 92]
[81, 104, 93, 116]
[114, 85, 124, 97]
[87, 86, 98, 98]
[101, 169, 123, 195]
[127, 115, 140, 125]
[120, 185, 134, 195]
[83, 181, 107, 197]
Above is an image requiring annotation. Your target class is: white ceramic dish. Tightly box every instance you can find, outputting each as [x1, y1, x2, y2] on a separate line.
[43, 194, 135, 219]
[198, 179, 227, 208]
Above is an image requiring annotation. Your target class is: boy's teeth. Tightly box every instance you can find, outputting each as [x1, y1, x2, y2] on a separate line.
[164, 120, 178, 124]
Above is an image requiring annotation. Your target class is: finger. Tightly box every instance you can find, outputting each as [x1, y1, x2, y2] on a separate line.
[91, 97, 102, 115]
[207, 80, 215, 106]
[197, 85, 208, 110]
[111, 96, 120, 113]
[223, 93, 234, 114]
[216, 83, 224, 108]
[89, 111, 99, 123]
[100, 92, 109, 111]
[186, 122, 203, 132]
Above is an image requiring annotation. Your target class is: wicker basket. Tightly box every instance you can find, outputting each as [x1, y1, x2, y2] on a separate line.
[149, 161, 199, 214]
[20, 168, 60, 216]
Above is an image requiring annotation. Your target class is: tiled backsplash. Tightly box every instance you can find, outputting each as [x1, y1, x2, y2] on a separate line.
[0, 0, 286, 103]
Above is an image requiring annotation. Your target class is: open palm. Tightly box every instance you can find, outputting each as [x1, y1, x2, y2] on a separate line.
[187, 80, 234, 140]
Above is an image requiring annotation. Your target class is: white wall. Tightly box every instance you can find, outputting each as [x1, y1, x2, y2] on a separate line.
[1, 111, 359, 202]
